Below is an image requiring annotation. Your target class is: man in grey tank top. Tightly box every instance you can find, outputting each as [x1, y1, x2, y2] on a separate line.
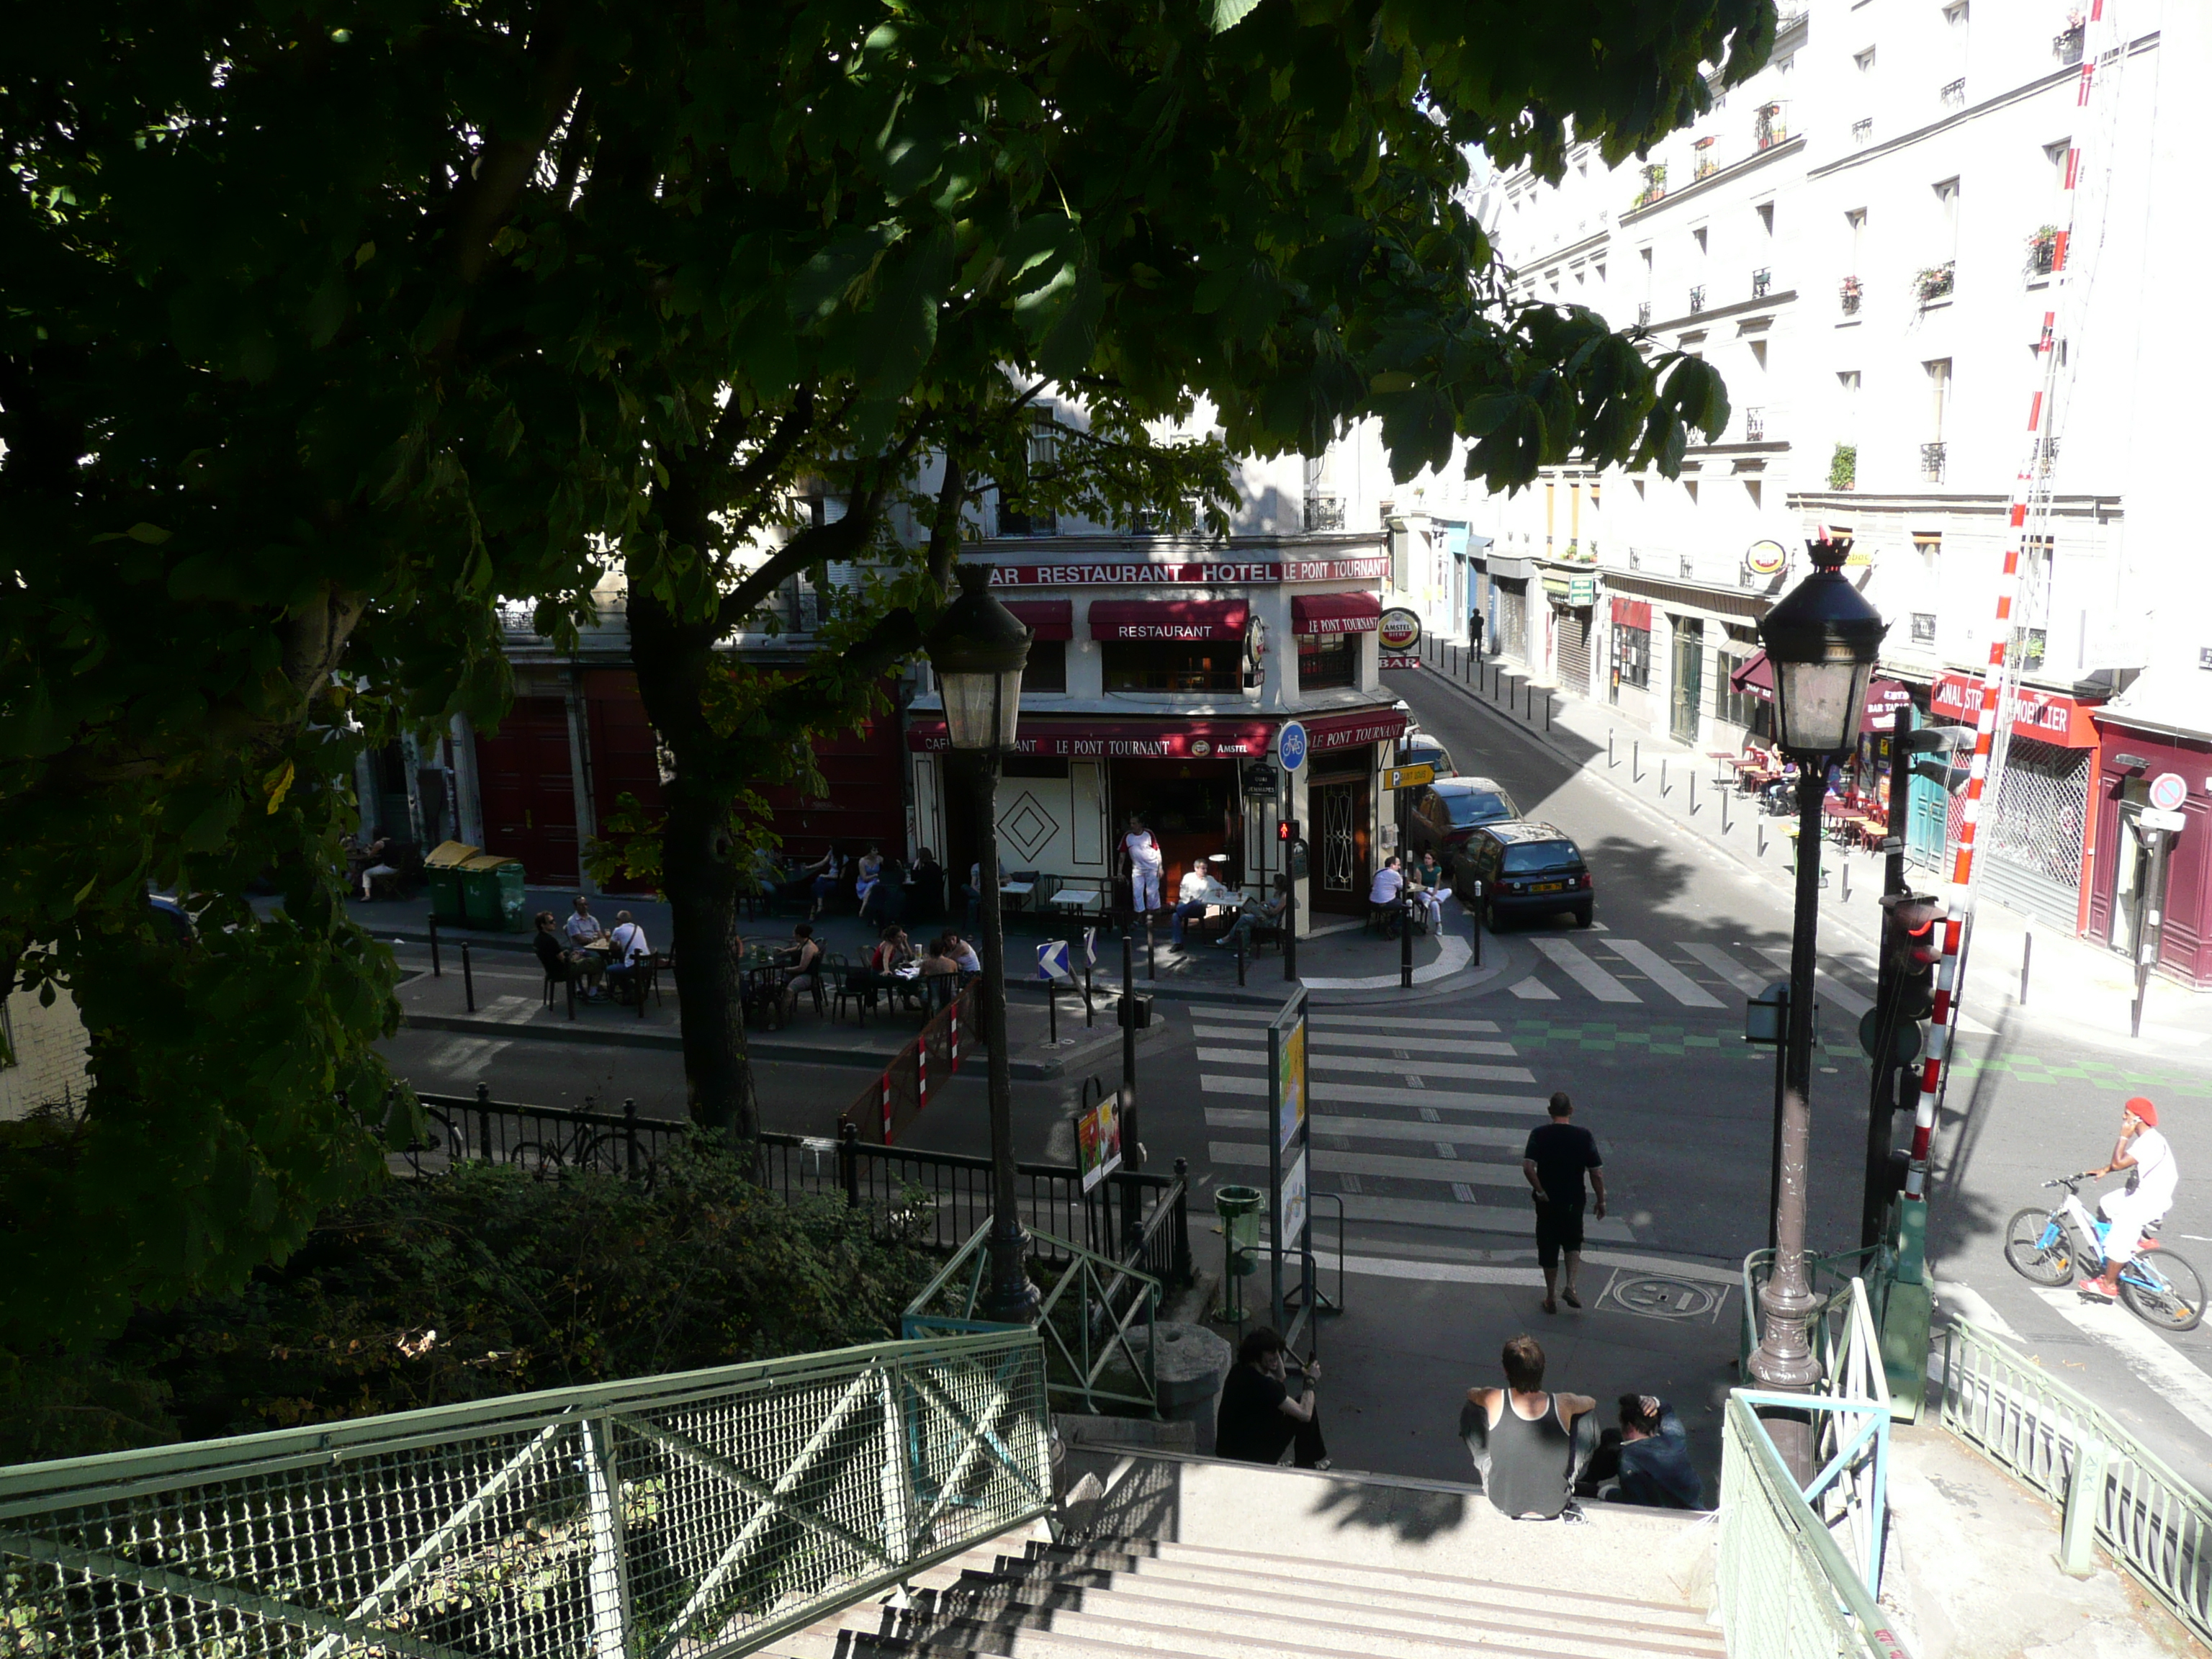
[1460, 1335, 1597, 1519]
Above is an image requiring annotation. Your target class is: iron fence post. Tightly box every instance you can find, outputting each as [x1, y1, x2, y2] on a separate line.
[840, 1120, 860, 1208]
[428, 915, 441, 977]
[2059, 1434, 2111, 1578]
[476, 1081, 493, 1162]
[624, 1099, 639, 1177]
[580, 1417, 634, 1658]
[1173, 1157, 1192, 1284]
[462, 939, 475, 1012]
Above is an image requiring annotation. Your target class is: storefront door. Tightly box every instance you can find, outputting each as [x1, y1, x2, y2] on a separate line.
[2107, 787, 2164, 961]
[472, 696, 579, 884]
[1311, 774, 1372, 915]
[1670, 620, 1704, 746]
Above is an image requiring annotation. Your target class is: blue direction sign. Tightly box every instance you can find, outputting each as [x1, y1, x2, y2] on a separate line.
[1036, 940, 1073, 981]
[1277, 720, 1308, 773]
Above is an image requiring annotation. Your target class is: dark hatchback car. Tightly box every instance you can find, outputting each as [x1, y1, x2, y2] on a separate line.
[1406, 776, 1521, 858]
[1449, 822, 1594, 929]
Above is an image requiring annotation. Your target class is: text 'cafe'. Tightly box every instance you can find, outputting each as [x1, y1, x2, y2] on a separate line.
[902, 549, 1411, 927]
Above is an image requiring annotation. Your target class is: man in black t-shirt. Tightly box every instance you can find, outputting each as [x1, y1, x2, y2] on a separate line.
[1214, 1327, 1328, 1468]
[1522, 1092, 1606, 1315]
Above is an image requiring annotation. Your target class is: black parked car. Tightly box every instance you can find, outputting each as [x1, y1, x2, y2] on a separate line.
[1406, 776, 1521, 858]
[1449, 822, 1594, 929]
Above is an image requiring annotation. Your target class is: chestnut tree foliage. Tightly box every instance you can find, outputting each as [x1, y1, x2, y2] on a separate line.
[0, 0, 1764, 1349]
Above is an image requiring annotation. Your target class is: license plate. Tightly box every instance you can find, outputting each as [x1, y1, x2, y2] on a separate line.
[1531, 881, 1568, 893]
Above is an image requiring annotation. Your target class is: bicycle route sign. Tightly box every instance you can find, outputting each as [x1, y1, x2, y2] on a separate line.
[1276, 720, 1308, 773]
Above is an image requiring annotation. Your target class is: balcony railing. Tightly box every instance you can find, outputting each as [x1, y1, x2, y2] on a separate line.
[1303, 493, 1346, 531]
[1632, 164, 1668, 210]
[1694, 153, 1717, 181]
[1751, 267, 1772, 299]
[2028, 228, 2061, 276]
[1940, 78, 1966, 109]
[1852, 117, 1874, 146]
[1745, 408, 1766, 442]
[1910, 611, 1938, 645]
[1689, 284, 1706, 315]
[1915, 261, 1956, 305]
[1755, 106, 1787, 150]
[1921, 442, 1948, 483]
[2037, 436, 2061, 477]
[1840, 276, 1862, 314]
[1679, 554, 1697, 580]
[2055, 23, 2086, 65]
[1637, 300, 1652, 326]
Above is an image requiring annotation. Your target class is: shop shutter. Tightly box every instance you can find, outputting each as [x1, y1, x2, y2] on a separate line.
[1979, 739, 2091, 931]
[1556, 607, 1592, 694]
[1497, 580, 1528, 663]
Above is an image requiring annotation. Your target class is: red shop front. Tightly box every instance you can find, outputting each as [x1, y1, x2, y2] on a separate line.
[2085, 719, 2212, 987]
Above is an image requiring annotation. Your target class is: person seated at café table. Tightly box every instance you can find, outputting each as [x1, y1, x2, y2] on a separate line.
[605, 911, 651, 999]
[858, 854, 907, 927]
[533, 911, 606, 999]
[565, 894, 607, 947]
[1213, 881, 1289, 953]
[945, 931, 983, 979]
[917, 935, 962, 1004]
[909, 848, 945, 917]
[853, 845, 886, 914]
[1169, 863, 1215, 950]
[1403, 860, 1444, 935]
[778, 923, 826, 1022]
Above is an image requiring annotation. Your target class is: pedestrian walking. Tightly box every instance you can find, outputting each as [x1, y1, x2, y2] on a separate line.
[1522, 1092, 1606, 1313]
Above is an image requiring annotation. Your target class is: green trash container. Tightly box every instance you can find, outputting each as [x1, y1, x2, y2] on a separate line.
[1213, 1184, 1264, 1323]
[422, 840, 477, 925]
[459, 855, 528, 931]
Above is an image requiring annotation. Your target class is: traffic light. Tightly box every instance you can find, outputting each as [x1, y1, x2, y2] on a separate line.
[1880, 894, 1945, 1021]
[1278, 818, 1300, 843]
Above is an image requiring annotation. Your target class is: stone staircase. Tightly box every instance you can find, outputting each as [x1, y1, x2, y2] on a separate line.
[768, 1449, 1723, 1659]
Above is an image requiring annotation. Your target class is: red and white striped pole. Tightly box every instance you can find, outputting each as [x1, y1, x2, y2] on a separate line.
[1905, 1, 2118, 1201]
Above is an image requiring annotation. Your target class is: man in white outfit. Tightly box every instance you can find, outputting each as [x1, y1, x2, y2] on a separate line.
[2080, 1097, 2179, 1302]
[1124, 816, 1164, 917]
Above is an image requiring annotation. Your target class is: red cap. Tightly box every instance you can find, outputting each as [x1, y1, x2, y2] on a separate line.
[2126, 1097, 2159, 1127]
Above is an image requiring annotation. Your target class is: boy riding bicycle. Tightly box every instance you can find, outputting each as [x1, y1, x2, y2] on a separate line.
[2080, 1097, 2178, 1303]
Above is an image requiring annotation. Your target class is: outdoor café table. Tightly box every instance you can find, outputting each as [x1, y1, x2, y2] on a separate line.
[1045, 884, 1105, 920]
[999, 878, 1036, 912]
[739, 953, 788, 1027]
[1709, 751, 1743, 787]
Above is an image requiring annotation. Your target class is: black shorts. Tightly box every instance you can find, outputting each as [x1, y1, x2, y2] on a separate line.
[1534, 1200, 1586, 1269]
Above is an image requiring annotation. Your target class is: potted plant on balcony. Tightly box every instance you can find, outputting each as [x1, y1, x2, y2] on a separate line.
[2028, 225, 2061, 276]
[1632, 163, 1668, 209]
[1913, 263, 1955, 305]
[1840, 275, 1862, 314]
[1828, 443, 1856, 492]
[1693, 137, 1717, 181]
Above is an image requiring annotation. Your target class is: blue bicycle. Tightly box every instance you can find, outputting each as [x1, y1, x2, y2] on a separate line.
[2005, 1172, 2203, 1332]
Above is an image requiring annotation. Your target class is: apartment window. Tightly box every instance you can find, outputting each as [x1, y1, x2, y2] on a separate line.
[1943, 1, 1969, 23]
[1838, 369, 1862, 396]
[1914, 532, 1943, 577]
[1934, 177, 1961, 243]
[1614, 624, 1653, 688]
[2046, 139, 2073, 192]
[997, 408, 1061, 535]
[1910, 613, 1938, 646]
[1022, 639, 1068, 693]
[1296, 633, 1358, 692]
[1716, 655, 1772, 734]
[1756, 202, 1776, 235]
[1853, 118, 1874, 146]
[1102, 641, 1240, 693]
[1854, 47, 1876, 73]
[1749, 339, 1769, 371]
[1692, 226, 1709, 256]
[2020, 629, 2047, 670]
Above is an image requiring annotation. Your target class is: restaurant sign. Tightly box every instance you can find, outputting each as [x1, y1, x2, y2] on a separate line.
[984, 556, 1391, 588]
[908, 706, 1409, 761]
[1930, 671, 2100, 748]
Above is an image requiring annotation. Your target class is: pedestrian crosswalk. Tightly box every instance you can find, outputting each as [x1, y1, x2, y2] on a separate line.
[1479, 932, 1950, 1023]
[1194, 1012, 1637, 1251]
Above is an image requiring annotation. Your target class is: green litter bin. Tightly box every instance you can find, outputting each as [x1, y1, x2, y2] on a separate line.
[1213, 1184, 1264, 1325]
[422, 840, 478, 924]
[459, 855, 527, 931]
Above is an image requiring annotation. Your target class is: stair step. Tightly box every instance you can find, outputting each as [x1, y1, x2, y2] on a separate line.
[925, 1575, 1722, 1659]
[945, 1562, 1720, 1655]
[1026, 1539, 1709, 1629]
[775, 1623, 1219, 1659]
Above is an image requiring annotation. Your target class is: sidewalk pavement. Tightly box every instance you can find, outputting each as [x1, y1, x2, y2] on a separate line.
[1394, 651, 2212, 1059]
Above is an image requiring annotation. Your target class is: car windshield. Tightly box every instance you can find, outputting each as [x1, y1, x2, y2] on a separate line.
[1501, 841, 1581, 874]
[1445, 791, 1514, 827]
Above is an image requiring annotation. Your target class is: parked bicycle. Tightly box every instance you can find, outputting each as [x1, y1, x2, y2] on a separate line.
[2004, 1172, 2203, 1331]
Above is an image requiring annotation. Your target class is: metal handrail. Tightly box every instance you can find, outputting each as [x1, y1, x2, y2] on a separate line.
[0, 1331, 1052, 1659]
[904, 1219, 1162, 1416]
[1941, 1317, 2212, 1642]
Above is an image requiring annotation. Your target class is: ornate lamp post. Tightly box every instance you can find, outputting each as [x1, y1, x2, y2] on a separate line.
[1750, 534, 1886, 1480]
[925, 565, 1040, 1324]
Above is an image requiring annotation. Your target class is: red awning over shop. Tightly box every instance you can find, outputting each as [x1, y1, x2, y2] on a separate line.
[1291, 593, 1384, 636]
[1729, 650, 1774, 698]
[1933, 671, 2101, 747]
[1087, 598, 1250, 642]
[1862, 679, 1912, 731]
[905, 717, 1276, 759]
[1611, 597, 1653, 630]
[1304, 706, 1411, 754]
[1001, 599, 1073, 640]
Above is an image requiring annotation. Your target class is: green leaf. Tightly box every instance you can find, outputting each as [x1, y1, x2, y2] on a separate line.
[125, 523, 171, 544]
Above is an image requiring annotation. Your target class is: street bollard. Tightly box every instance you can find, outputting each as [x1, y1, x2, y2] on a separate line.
[1470, 881, 1482, 965]
[1047, 978, 1058, 1046]
[462, 940, 476, 1013]
[1841, 859, 1851, 904]
[2022, 928, 2033, 1004]
[1661, 756, 1668, 796]
[1609, 729, 1615, 768]
[1690, 772, 1697, 815]
[1401, 896, 1415, 989]
[1147, 917, 1156, 979]
[1722, 788, 1732, 835]
[1236, 936, 1246, 987]
[1632, 740, 1640, 783]
[1545, 692, 1552, 732]
[429, 916, 442, 977]
[2058, 1435, 2111, 1577]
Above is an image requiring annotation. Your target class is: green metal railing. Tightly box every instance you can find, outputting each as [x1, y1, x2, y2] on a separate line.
[904, 1220, 1160, 1417]
[1940, 1317, 2212, 1643]
[0, 1331, 1051, 1659]
[1717, 1395, 1910, 1659]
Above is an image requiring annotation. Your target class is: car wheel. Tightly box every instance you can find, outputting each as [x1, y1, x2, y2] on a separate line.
[1574, 906, 1593, 928]
[1482, 901, 1500, 932]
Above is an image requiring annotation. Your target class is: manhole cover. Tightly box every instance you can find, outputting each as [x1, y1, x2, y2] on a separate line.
[1601, 1272, 1725, 1323]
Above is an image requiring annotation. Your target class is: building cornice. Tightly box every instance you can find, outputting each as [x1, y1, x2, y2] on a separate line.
[1619, 136, 1806, 229]
[1788, 491, 2123, 521]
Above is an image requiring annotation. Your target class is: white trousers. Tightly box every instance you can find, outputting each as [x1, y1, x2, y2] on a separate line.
[1132, 868, 1162, 912]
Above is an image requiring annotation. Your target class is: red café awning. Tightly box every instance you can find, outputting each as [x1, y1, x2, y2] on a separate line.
[1730, 650, 1916, 733]
[903, 705, 1408, 759]
[1291, 593, 1383, 636]
[1088, 598, 1249, 642]
[1002, 599, 1073, 641]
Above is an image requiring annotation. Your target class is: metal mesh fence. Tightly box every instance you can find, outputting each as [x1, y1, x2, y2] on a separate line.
[841, 984, 974, 1146]
[0, 1331, 1050, 1659]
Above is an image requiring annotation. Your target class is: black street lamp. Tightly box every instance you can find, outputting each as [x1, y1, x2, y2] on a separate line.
[925, 564, 1041, 1325]
[1750, 534, 1886, 1480]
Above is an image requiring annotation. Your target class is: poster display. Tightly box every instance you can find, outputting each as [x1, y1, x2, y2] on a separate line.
[1076, 1092, 1122, 1192]
[1277, 1015, 1307, 1154]
[1267, 988, 1312, 1330]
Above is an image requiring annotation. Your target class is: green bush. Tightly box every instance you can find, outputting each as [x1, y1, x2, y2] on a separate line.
[0, 1139, 937, 1462]
[1829, 443, 1858, 491]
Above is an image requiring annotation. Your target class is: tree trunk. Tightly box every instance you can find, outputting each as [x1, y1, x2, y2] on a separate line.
[659, 774, 760, 1141]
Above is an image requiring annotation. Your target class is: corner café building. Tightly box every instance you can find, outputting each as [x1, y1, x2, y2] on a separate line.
[903, 542, 1408, 933]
